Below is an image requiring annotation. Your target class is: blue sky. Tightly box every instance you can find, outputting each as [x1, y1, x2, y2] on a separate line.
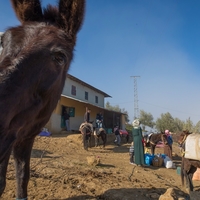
[1, 0, 200, 124]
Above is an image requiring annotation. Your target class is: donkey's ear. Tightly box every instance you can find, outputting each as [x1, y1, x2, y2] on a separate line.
[10, 0, 43, 23]
[57, 0, 85, 38]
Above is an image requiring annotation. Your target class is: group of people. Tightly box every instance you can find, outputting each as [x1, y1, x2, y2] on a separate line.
[81, 107, 104, 150]
[129, 119, 173, 166]
[64, 107, 104, 132]
[84, 107, 103, 128]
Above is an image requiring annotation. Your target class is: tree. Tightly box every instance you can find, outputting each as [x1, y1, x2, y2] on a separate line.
[173, 118, 184, 133]
[105, 101, 129, 123]
[193, 121, 200, 133]
[183, 117, 194, 132]
[139, 110, 155, 131]
[155, 112, 176, 132]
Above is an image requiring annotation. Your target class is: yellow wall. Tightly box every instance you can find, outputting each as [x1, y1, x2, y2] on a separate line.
[47, 97, 125, 134]
[60, 97, 104, 122]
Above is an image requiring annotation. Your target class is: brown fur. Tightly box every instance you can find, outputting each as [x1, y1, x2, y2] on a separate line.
[144, 132, 168, 155]
[178, 130, 200, 191]
[94, 128, 107, 148]
[181, 157, 200, 191]
[0, 0, 85, 198]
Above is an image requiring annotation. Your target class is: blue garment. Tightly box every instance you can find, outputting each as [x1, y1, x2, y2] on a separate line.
[167, 135, 173, 145]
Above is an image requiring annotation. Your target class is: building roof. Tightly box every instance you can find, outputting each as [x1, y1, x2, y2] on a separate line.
[67, 74, 111, 98]
[61, 94, 126, 115]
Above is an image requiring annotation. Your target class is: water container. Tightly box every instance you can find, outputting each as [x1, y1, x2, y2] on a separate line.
[145, 154, 154, 166]
[177, 167, 181, 175]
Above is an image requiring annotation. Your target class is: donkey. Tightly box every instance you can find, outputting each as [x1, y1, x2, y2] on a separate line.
[79, 122, 93, 151]
[0, 0, 85, 199]
[144, 132, 168, 155]
[94, 127, 107, 148]
[178, 131, 200, 192]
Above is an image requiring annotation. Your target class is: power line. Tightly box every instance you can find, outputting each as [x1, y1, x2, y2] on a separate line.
[131, 76, 140, 119]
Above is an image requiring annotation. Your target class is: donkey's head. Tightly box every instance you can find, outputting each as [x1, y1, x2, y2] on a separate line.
[0, 0, 85, 131]
[178, 130, 192, 147]
[0, 0, 85, 84]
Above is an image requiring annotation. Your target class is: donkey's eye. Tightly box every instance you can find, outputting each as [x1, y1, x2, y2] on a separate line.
[52, 52, 66, 65]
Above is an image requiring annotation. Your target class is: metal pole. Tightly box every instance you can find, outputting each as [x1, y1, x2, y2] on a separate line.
[130, 76, 140, 119]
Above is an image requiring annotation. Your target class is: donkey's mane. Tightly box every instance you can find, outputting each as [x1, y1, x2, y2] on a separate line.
[43, 5, 59, 24]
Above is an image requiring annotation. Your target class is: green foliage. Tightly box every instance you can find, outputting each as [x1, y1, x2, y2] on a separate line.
[105, 102, 200, 133]
[125, 123, 133, 133]
[173, 118, 184, 132]
[183, 117, 194, 132]
[139, 110, 155, 131]
[155, 112, 176, 132]
[193, 121, 200, 133]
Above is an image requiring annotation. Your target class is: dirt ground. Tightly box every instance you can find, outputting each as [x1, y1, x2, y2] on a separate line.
[1, 132, 200, 200]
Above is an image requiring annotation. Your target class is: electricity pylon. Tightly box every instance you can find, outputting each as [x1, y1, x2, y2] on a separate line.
[131, 76, 140, 119]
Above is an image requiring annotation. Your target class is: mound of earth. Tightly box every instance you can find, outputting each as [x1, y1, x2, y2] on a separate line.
[1, 133, 200, 199]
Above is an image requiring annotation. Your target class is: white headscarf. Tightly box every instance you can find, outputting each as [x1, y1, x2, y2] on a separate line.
[132, 119, 140, 127]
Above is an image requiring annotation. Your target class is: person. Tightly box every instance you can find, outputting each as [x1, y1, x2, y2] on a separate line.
[129, 142, 135, 165]
[96, 112, 103, 128]
[164, 130, 173, 160]
[64, 110, 70, 132]
[84, 107, 91, 123]
[132, 119, 145, 166]
[114, 125, 121, 146]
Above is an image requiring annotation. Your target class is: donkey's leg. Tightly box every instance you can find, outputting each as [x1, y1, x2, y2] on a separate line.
[0, 149, 12, 197]
[101, 133, 106, 148]
[94, 135, 98, 147]
[188, 172, 194, 192]
[81, 129, 88, 150]
[151, 145, 155, 155]
[0, 134, 16, 197]
[13, 138, 34, 199]
[88, 134, 92, 148]
[188, 166, 196, 192]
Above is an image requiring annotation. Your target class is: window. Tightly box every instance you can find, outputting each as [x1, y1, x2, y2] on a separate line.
[95, 95, 98, 104]
[71, 85, 76, 96]
[62, 106, 75, 117]
[85, 91, 88, 100]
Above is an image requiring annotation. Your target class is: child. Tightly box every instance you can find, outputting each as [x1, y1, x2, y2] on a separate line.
[129, 142, 135, 165]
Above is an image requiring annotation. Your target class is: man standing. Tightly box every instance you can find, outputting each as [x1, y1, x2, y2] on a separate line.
[64, 110, 70, 132]
[114, 125, 121, 146]
[96, 112, 103, 128]
[164, 130, 173, 160]
[84, 107, 91, 123]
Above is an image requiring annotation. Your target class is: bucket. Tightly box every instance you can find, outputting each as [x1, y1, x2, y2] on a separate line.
[145, 154, 154, 166]
[176, 166, 181, 175]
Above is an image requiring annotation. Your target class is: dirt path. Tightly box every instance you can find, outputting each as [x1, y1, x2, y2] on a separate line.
[1, 133, 200, 199]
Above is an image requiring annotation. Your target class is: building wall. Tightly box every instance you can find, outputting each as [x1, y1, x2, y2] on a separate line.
[48, 96, 108, 134]
[45, 77, 126, 134]
[62, 78, 105, 108]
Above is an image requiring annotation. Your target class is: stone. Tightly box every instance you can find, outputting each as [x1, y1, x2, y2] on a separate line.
[159, 188, 178, 200]
[86, 156, 100, 166]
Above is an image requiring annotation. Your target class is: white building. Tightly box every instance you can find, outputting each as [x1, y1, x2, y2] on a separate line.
[47, 74, 126, 134]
